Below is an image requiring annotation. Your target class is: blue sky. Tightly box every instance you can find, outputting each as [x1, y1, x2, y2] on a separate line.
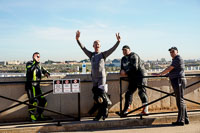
[0, 0, 200, 62]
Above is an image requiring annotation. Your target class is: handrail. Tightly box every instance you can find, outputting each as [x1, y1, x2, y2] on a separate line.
[0, 73, 199, 84]
[119, 73, 200, 118]
[0, 79, 81, 124]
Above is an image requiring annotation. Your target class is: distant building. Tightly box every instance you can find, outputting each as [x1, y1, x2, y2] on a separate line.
[52, 62, 65, 64]
[7, 60, 21, 65]
[44, 60, 54, 64]
[65, 60, 80, 65]
[0, 61, 6, 65]
[105, 59, 112, 65]
[112, 59, 121, 67]
[44, 60, 65, 64]
[144, 62, 151, 70]
[80, 59, 90, 63]
[161, 58, 166, 62]
[184, 59, 197, 63]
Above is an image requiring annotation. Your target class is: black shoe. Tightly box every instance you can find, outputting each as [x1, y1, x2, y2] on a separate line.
[102, 114, 108, 120]
[102, 109, 108, 120]
[93, 117, 100, 121]
[115, 111, 128, 117]
[93, 117, 102, 121]
[102, 116, 106, 120]
[93, 115, 102, 121]
[31, 119, 36, 123]
[37, 117, 45, 121]
[185, 119, 190, 125]
[37, 115, 52, 121]
[172, 121, 184, 126]
[115, 111, 121, 116]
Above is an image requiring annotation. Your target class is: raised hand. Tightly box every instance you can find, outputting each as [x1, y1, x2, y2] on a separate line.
[120, 69, 127, 77]
[45, 73, 50, 78]
[76, 30, 80, 40]
[116, 33, 121, 42]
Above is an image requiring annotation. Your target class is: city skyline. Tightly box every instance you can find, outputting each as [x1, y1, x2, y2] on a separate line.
[1, 57, 200, 64]
[0, 0, 200, 62]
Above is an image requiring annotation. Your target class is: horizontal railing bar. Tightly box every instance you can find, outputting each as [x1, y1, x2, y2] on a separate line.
[0, 95, 75, 118]
[121, 78, 200, 116]
[0, 73, 199, 84]
[0, 90, 53, 114]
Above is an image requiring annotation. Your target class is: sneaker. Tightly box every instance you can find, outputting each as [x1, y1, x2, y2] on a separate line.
[139, 110, 149, 115]
[139, 103, 149, 115]
[117, 105, 131, 116]
[30, 114, 37, 122]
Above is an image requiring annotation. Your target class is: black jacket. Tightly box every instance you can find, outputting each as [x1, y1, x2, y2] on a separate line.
[121, 52, 146, 78]
[26, 61, 50, 86]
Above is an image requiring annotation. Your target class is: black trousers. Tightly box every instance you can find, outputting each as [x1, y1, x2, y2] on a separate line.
[92, 87, 108, 118]
[170, 77, 188, 122]
[124, 77, 148, 111]
[26, 83, 47, 116]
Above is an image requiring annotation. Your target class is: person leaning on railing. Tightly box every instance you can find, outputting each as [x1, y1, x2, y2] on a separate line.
[153, 47, 189, 126]
[116, 45, 149, 117]
[25, 52, 50, 122]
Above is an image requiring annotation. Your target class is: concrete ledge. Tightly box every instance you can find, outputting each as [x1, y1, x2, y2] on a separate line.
[0, 112, 200, 132]
[1, 75, 200, 122]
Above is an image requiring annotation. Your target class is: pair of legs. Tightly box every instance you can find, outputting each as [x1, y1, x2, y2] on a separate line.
[92, 86, 108, 121]
[90, 77, 109, 121]
[122, 77, 148, 115]
[170, 78, 189, 125]
[26, 84, 47, 121]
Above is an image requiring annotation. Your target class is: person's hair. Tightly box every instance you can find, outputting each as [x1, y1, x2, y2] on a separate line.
[93, 40, 100, 44]
[32, 52, 40, 58]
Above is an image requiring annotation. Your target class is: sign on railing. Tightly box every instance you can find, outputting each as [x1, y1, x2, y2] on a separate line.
[53, 79, 80, 94]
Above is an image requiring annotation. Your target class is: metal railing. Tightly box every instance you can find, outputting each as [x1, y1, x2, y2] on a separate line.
[1, 73, 200, 125]
[0, 80, 81, 126]
[119, 74, 200, 119]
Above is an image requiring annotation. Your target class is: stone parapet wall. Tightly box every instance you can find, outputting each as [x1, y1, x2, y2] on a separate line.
[0, 73, 199, 122]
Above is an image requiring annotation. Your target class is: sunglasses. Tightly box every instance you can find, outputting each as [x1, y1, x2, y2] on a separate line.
[37, 56, 40, 58]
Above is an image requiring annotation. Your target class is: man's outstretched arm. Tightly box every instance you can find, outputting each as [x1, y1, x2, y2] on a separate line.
[103, 33, 121, 58]
[76, 30, 92, 58]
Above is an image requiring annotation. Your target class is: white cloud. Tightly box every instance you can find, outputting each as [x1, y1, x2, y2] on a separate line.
[32, 27, 74, 41]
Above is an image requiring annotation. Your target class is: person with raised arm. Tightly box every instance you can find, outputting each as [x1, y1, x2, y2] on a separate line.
[76, 30, 120, 121]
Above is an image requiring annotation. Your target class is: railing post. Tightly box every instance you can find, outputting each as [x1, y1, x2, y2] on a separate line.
[120, 77, 122, 118]
[78, 92, 81, 121]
